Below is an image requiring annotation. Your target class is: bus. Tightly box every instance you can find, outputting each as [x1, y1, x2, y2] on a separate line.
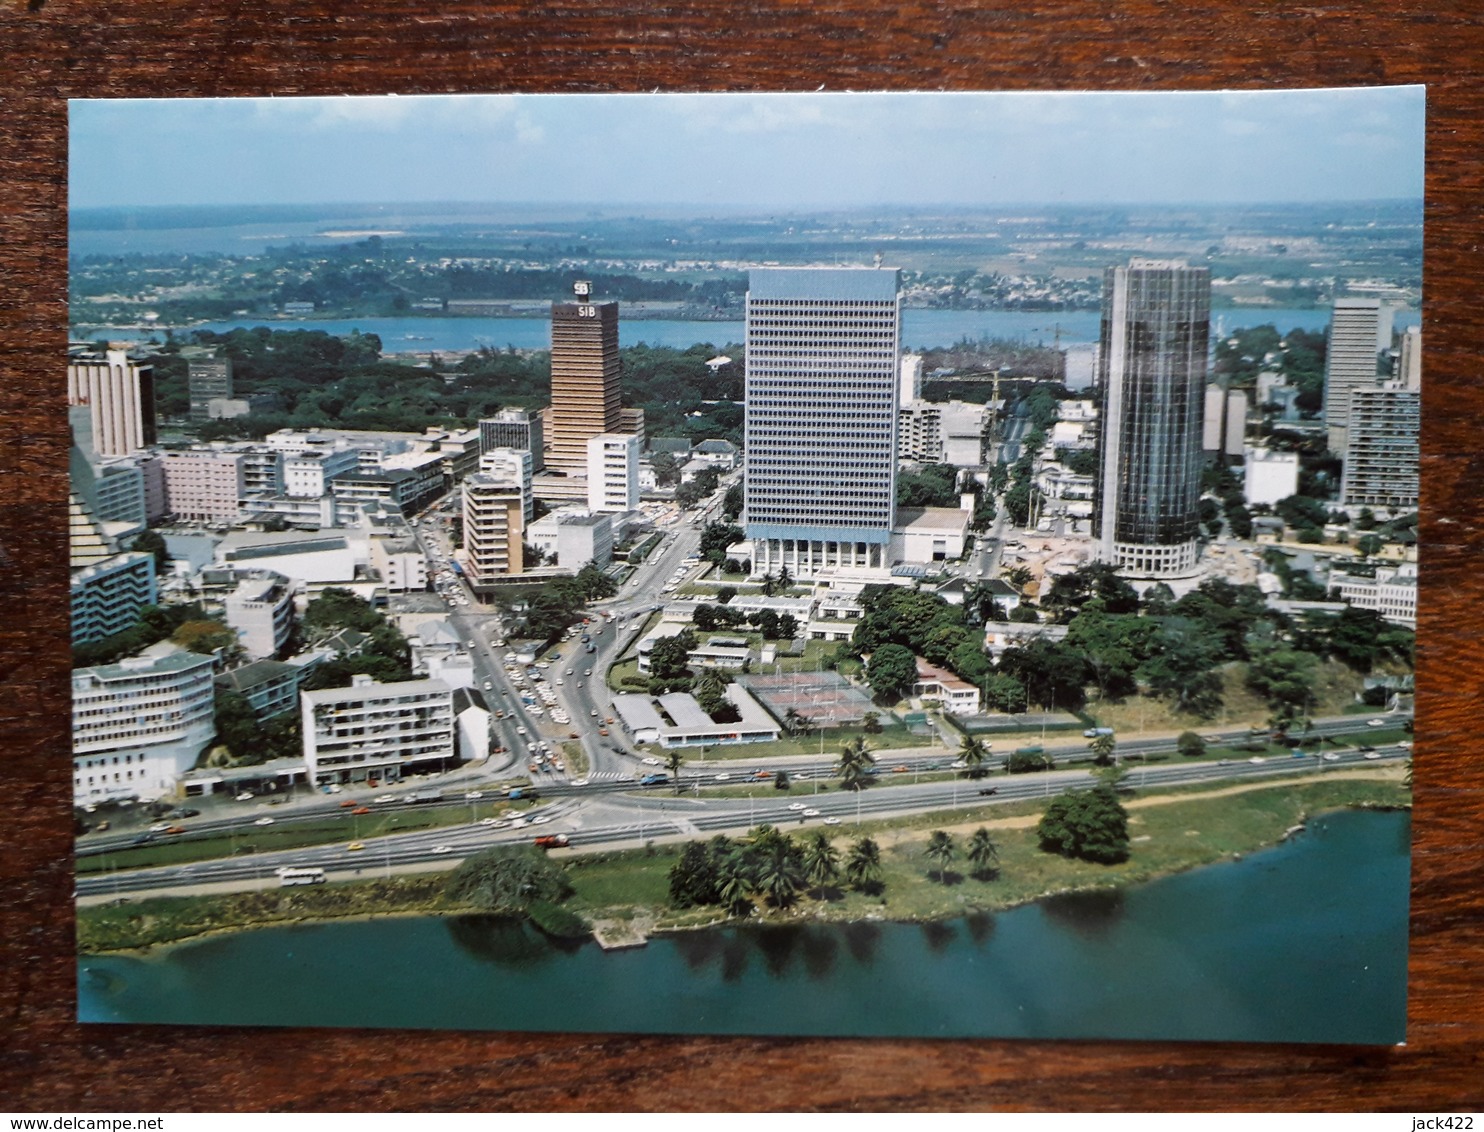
[277, 867, 326, 887]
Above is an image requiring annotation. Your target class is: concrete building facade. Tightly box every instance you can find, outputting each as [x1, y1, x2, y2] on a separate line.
[72, 643, 217, 804]
[68, 348, 157, 458]
[187, 359, 233, 422]
[71, 551, 158, 646]
[744, 266, 901, 580]
[547, 287, 622, 475]
[1340, 385, 1420, 514]
[587, 432, 640, 513]
[1324, 298, 1393, 452]
[480, 409, 545, 472]
[160, 449, 247, 524]
[461, 468, 526, 586]
[301, 674, 456, 786]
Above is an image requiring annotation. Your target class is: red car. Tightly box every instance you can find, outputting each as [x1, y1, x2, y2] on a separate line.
[352, 806, 371, 815]
[339, 799, 358, 808]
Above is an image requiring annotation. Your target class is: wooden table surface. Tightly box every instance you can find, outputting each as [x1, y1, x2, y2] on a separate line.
[2, 1, 1480, 1112]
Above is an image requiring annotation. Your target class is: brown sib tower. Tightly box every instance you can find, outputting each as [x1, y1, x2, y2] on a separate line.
[546, 281, 621, 475]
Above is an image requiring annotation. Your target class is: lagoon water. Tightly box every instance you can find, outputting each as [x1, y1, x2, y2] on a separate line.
[72, 307, 1419, 360]
[78, 808, 1409, 1043]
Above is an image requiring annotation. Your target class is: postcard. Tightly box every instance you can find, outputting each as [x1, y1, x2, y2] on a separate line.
[70, 88, 1420, 1042]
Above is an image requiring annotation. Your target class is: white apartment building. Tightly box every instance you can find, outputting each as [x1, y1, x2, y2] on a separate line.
[72, 642, 217, 804]
[898, 400, 986, 465]
[587, 432, 640, 513]
[284, 446, 360, 498]
[71, 551, 158, 646]
[223, 570, 296, 659]
[1329, 561, 1418, 628]
[1340, 384, 1420, 515]
[744, 266, 901, 580]
[301, 674, 456, 786]
[1324, 298, 1393, 453]
[481, 447, 534, 520]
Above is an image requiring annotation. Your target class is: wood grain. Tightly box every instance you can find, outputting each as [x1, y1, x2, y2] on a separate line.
[2, 0, 1480, 1112]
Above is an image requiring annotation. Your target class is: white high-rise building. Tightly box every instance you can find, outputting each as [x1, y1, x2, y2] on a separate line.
[1340, 384, 1420, 515]
[586, 432, 639, 513]
[68, 348, 157, 459]
[461, 451, 529, 588]
[743, 266, 901, 580]
[1324, 298, 1393, 452]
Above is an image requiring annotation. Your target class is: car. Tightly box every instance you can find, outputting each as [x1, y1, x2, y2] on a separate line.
[178, 808, 200, 818]
[606, 717, 615, 725]
[483, 681, 492, 690]
[253, 817, 275, 826]
[149, 822, 170, 832]
[431, 845, 454, 854]
[1322, 752, 1342, 761]
[714, 772, 731, 781]
[569, 778, 590, 787]
[235, 792, 254, 802]
[822, 817, 842, 826]
[1363, 751, 1383, 760]
[802, 808, 821, 818]
[530, 815, 552, 825]
[949, 759, 967, 769]
[516, 726, 528, 736]
[584, 669, 592, 676]
[978, 787, 999, 797]
[787, 802, 807, 811]
[892, 764, 910, 773]
[374, 794, 396, 804]
[598, 728, 609, 736]
[1367, 718, 1387, 727]
[1248, 756, 1267, 765]
[509, 817, 527, 829]
[479, 818, 508, 828]
[1217, 759, 1233, 766]
[642, 756, 662, 766]
[639, 773, 669, 787]
[753, 770, 774, 780]
[464, 791, 484, 800]
[352, 806, 371, 815]
[337, 799, 357, 809]
[576, 681, 584, 688]
[555, 678, 564, 685]
[346, 841, 365, 851]
[566, 668, 575, 675]
[591, 709, 600, 717]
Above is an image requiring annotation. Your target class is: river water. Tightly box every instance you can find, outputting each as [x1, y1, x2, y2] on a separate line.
[78, 808, 1408, 1043]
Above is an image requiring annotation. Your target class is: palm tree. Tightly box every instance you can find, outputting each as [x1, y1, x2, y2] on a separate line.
[844, 836, 882, 892]
[760, 571, 778, 597]
[1089, 731, 1117, 766]
[718, 868, 753, 918]
[959, 734, 990, 778]
[756, 834, 804, 909]
[925, 829, 955, 883]
[837, 735, 876, 791]
[776, 563, 793, 591]
[803, 831, 840, 894]
[665, 748, 685, 794]
[861, 710, 883, 735]
[966, 827, 999, 879]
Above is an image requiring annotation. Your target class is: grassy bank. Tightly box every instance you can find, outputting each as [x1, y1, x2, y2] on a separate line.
[78, 772, 1407, 953]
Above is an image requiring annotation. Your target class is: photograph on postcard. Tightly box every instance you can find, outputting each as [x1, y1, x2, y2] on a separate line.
[69, 89, 1420, 1042]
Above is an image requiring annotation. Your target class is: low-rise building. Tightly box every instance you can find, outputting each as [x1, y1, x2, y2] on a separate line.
[72, 642, 217, 804]
[611, 684, 780, 748]
[912, 658, 981, 714]
[214, 658, 308, 720]
[1328, 561, 1418, 627]
[301, 674, 456, 787]
[891, 506, 972, 565]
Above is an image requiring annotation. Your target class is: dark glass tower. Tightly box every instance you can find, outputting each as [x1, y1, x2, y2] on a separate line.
[1094, 259, 1210, 577]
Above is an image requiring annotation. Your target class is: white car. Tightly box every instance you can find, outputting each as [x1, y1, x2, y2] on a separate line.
[254, 817, 275, 826]
[802, 809, 821, 818]
[1322, 752, 1342, 762]
[714, 773, 731, 781]
[642, 756, 662, 766]
[569, 778, 590, 787]
[822, 816, 842, 826]
[464, 791, 484, 800]
[374, 794, 396, 803]
[1248, 756, 1267, 765]
[1398, 740, 1414, 749]
[478, 818, 507, 827]
[431, 845, 454, 855]
[509, 817, 527, 829]
[1363, 751, 1383, 760]
[1367, 718, 1387, 727]
[483, 681, 492, 690]
[530, 815, 552, 825]
[787, 802, 807, 811]
[235, 792, 254, 802]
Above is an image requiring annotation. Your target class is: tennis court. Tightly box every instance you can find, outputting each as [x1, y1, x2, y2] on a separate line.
[738, 670, 877, 727]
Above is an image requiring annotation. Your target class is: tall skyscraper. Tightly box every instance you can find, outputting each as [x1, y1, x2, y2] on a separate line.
[1324, 297, 1392, 452]
[1094, 259, 1210, 578]
[743, 266, 900, 579]
[587, 432, 640, 513]
[67, 347, 157, 458]
[462, 452, 529, 587]
[546, 281, 621, 475]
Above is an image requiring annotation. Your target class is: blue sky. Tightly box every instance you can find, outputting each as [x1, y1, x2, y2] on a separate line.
[70, 88, 1425, 211]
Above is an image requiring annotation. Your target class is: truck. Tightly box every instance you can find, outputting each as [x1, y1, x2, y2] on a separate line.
[277, 867, 327, 887]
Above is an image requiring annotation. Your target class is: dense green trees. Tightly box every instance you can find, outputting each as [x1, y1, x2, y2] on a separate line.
[447, 846, 573, 912]
[896, 463, 962, 508]
[1037, 784, 1130, 863]
[865, 643, 919, 704]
